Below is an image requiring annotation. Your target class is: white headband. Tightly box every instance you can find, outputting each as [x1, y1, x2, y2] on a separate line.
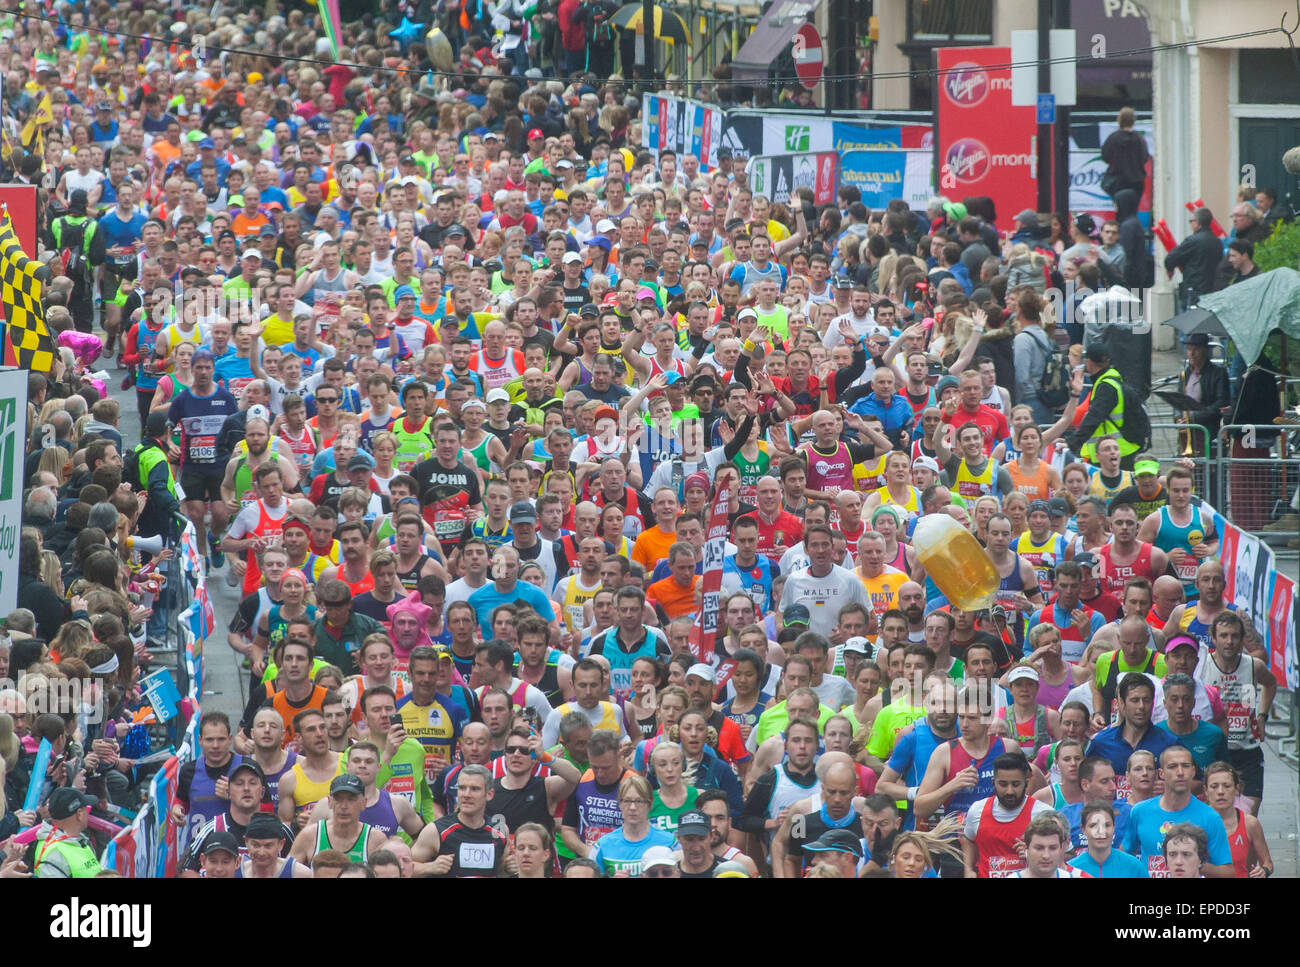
[89, 654, 119, 675]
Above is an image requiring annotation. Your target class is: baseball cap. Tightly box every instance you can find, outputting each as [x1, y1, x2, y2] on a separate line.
[555, 159, 574, 170]
[636, 286, 657, 301]
[1134, 459, 1161, 476]
[330, 774, 366, 797]
[562, 252, 583, 265]
[228, 759, 266, 785]
[686, 663, 716, 683]
[1015, 208, 1038, 225]
[393, 284, 416, 301]
[912, 455, 941, 474]
[228, 194, 245, 207]
[643, 257, 659, 272]
[593, 405, 619, 423]
[595, 218, 617, 234]
[241, 248, 261, 260]
[676, 810, 711, 838]
[347, 455, 373, 472]
[737, 307, 758, 322]
[258, 224, 277, 237]
[486, 388, 511, 404]
[527, 128, 544, 140]
[443, 223, 468, 237]
[95, 100, 112, 110]
[578, 303, 601, 318]
[1008, 665, 1040, 684]
[510, 500, 538, 523]
[664, 371, 684, 386]
[219, 229, 237, 242]
[783, 604, 811, 627]
[587, 235, 611, 252]
[833, 277, 853, 289]
[198, 136, 215, 149]
[201, 831, 241, 857]
[803, 828, 864, 858]
[143, 411, 171, 438]
[602, 291, 619, 307]
[844, 636, 872, 655]
[640, 845, 678, 871]
[246, 404, 271, 425]
[48, 788, 98, 820]
[1184, 332, 1211, 347]
[1164, 632, 1200, 654]
[1047, 496, 1071, 518]
[523, 68, 544, 81]
[1073, 550, 1100, 572]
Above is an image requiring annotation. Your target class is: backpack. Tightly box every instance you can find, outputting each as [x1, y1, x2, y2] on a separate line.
[53, 217, 94, 283]
[1027, 329, 1072, 410]
[1118, 379, 1152, 451]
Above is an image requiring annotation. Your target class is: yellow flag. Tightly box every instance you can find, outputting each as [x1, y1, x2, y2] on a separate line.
[20, 92, 53, 146]
[0, 128, 13, 164]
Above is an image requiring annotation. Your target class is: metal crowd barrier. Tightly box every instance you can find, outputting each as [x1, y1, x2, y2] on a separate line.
[1146, 422, 1214, 505]
[1216, 425, 1300, 540]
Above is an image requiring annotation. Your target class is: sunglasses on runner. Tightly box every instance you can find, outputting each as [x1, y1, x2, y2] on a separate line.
[505, 744, 531, 755]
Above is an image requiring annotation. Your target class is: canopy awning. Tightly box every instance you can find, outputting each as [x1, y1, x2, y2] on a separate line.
[730, 0, 823, 83]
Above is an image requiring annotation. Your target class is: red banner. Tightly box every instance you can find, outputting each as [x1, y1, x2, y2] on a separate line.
[935, 47, 1037, 227]
[1268, 573, 1294, 690]
[689, 484, 732, 664]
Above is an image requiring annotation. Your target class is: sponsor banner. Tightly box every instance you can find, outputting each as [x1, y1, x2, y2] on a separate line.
[641, 94, 724, 169]
[935, 47, 1037, 225]
[0, 368, 25, 613]
[1268, 573, 1297, 690]
[834, 123, 900, 151]
[760, 115, 833, 155]
[1215, 512, 1295, 689]
[748, 151, 838, 205]
[839, 149, 908, 208]
[722, 114, 763, 164]
[1068, 120, 1154, 216]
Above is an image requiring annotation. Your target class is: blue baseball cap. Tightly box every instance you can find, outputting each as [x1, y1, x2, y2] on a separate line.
[664, 371, 683, 385]
[394, 284, 416, 301]
[198, 136, 216, 149]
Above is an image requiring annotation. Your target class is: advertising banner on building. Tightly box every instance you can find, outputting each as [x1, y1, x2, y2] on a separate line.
[935, 47, 1037, 222]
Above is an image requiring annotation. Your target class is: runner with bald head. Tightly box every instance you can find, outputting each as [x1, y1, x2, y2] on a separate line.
[1163, 560, 1253, 655]
[771, 754, 867, 878]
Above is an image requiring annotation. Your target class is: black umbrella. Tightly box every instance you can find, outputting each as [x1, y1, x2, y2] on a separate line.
[1165, 306, 1227, 337]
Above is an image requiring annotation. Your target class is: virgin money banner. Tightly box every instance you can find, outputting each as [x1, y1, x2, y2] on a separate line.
[1268, 573, 1297, 690]
[935, 47, 1037, 224]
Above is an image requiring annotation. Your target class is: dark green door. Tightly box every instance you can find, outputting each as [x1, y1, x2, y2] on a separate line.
[1238, 118, 1300, 216]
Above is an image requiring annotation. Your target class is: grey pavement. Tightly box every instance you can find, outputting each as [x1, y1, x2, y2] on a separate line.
[107, 367, 250, 724]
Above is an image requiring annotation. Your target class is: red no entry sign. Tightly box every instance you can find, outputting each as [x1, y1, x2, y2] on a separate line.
[793, 23, 823, 90]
